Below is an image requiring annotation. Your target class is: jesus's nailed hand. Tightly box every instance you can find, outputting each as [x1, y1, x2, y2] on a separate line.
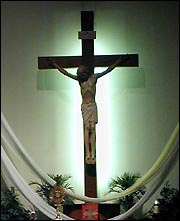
[48, 58, 56, 67]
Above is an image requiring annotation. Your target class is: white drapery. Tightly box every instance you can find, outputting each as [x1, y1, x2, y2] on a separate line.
[1, 112, 179, 220]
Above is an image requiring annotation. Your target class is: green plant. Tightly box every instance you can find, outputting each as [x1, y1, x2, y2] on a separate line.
[1, 187, 31, 220]
[29, 173, 75, 207]
[106, 172, 146, 219]
[148, 181, 179, 221]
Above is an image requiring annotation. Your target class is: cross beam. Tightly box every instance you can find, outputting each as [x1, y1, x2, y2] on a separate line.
[38, 54, 138, 69]
[38, 11, 139, 198]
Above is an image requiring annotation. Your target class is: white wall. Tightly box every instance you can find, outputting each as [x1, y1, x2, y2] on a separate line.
[1, 0, 179, 212]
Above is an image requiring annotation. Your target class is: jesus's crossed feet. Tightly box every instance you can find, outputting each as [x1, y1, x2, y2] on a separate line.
[85, 155, 96, 165]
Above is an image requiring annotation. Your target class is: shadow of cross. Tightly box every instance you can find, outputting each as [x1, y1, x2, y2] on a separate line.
[38, 11, 139, 198]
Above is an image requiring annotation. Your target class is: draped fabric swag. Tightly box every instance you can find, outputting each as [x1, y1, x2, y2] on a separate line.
[1, 112, 179, 220]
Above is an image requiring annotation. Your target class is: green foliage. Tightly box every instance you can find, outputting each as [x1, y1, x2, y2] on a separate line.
[1, 187, 31, 220]
[106, 172, 146, 219]
[155, 181, 179, 221]
[29, 173, 75, 206]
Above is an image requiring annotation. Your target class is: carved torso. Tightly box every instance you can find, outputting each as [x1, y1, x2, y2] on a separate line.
[80, 75, 97, 104]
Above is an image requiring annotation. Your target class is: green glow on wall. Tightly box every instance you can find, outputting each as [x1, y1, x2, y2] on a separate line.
[93, 51, 146, 194]
[37, 68, 85, 193]
[31, 10, 146, 196]
[95, 68, 113, 194]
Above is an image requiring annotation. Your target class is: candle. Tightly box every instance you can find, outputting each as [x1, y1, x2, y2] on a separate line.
[153, 200, 159, 214]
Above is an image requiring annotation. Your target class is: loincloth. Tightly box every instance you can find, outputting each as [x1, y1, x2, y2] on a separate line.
[81, 102, 98, 124]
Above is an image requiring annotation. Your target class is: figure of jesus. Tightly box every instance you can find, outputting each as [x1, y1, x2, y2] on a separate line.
[49, 56, 127, 164]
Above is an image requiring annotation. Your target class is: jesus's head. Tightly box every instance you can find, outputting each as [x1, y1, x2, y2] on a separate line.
[77, 65, 92, 83]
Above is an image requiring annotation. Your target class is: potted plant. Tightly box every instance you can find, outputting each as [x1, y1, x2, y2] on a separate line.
[106, 172, 146, 220]
[1, 187, 31, 220]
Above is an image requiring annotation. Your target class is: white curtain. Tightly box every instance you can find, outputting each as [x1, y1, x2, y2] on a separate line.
[1, 112, 179, 220]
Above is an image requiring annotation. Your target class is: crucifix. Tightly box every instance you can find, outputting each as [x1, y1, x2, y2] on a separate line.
[38, 11, 139, 198]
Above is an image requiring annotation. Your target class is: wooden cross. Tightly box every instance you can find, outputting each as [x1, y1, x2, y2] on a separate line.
[38, 11, 139, 198]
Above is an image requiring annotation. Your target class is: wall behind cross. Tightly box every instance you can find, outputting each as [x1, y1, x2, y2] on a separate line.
[1, 1, 179, 212]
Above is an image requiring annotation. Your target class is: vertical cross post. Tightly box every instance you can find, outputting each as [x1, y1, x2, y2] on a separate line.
[79, 11, 97, 198]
